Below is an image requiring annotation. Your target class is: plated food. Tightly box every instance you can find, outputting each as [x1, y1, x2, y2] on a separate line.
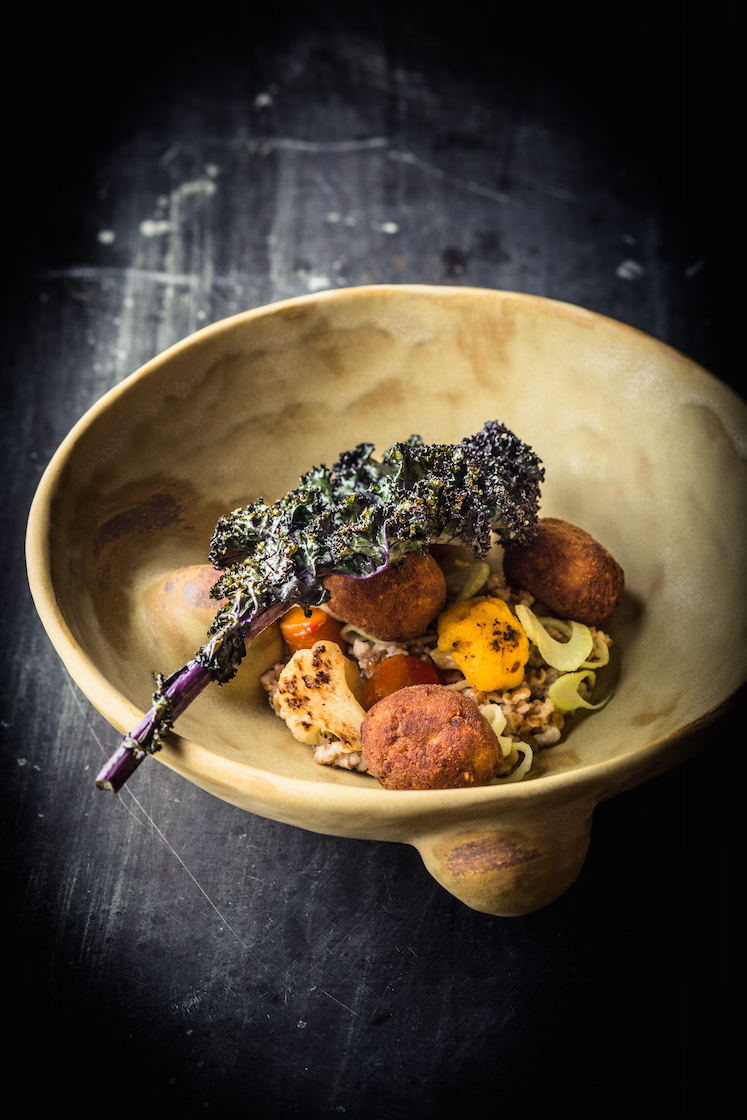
[261, 518, 621, 789]
[95, 417, 623, 794]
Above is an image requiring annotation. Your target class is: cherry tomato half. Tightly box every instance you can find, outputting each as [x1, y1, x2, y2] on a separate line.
[361, 654, 441, 710]
[279, 605, 344, 655]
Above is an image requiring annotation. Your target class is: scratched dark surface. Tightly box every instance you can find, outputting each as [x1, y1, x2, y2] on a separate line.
[3, 4, 737, 1116]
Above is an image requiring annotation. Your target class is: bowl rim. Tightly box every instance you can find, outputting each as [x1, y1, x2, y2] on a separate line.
[25, 283, 747, 814]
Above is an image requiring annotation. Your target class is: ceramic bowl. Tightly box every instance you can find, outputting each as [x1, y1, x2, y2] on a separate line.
[26, 285, 747, 915]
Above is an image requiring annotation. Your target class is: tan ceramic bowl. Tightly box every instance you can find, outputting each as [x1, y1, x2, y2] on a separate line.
[26, 285, 747, 915]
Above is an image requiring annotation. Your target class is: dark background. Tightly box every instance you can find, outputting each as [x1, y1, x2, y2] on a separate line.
[3, 3, 737, 1116]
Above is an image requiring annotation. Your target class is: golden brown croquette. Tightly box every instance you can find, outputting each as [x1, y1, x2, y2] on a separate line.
[502, 518, 624, 627]
[361, 683, 503, 790]
[324, 551, 447, 641]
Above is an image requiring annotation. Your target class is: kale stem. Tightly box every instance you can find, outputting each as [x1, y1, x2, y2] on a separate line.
[95, 600, 290, 793]
[95, 659, 212, 792]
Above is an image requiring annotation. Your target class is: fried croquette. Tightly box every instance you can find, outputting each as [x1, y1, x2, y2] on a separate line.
[361, 683, 503, 790]
[502, 517, 624, 627]
[324, 550, 447, 641]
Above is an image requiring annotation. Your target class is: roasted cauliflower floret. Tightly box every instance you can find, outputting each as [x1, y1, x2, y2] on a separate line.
[275, 640, 366, 751]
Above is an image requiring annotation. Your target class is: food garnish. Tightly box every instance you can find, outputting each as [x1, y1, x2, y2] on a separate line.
[95, 420, 545, 791]
[513, 605, 594, 673]
[547, 670, 610, 712]
[262, 531, 621, 788]
[436, 597, 530, 691]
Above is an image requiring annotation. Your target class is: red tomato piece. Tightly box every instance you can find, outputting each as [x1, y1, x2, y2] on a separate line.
[279, 605, 344, 655]
[361, 654, 441, 710]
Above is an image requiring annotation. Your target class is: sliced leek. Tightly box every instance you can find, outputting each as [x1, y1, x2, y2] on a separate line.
[340, 623, 382, 643]
[479, 703, 508, 745]
[547, 670, 610, 712]
[430, 647, 458, 671]
[340, 623, 437, 646]
[581, 629, 610, 669]
[491, 742, 534, 783]
[514, 604, 593, 672]
[539, 617, 610, 669]
[447, 561, 490, 601]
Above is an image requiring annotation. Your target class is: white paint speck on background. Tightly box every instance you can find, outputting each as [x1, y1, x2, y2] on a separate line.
[616, 259, 646, 280]
[97, 229, 116, 244]
[139, 219, 173, 238]
[325, 212, 357, 226]
[306, 274, 331, 292]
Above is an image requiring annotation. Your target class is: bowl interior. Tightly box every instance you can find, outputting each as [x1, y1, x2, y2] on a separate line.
[36, 286, 747, 794]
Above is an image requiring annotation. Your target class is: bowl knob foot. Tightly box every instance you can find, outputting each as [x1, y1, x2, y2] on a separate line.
[412, 804, 594, 916]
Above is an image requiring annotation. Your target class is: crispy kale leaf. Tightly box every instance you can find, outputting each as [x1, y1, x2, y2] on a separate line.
[95, 420, 543, 791]
[205, 420, 543, 677]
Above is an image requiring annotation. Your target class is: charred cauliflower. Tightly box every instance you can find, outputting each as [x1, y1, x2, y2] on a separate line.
[275, 640, 366, 752]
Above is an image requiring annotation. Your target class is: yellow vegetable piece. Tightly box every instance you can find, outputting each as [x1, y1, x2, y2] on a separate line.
[436, 597, 529, 691]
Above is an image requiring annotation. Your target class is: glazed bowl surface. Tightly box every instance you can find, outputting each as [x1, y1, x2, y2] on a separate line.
[26, 285, 747, 914]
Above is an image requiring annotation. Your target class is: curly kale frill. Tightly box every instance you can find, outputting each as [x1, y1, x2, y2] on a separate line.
[95, 420, 543, 791]
[206, 420, 543, 673]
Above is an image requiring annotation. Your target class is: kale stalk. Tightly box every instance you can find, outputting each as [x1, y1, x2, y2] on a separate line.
[95, 420, 544, 792]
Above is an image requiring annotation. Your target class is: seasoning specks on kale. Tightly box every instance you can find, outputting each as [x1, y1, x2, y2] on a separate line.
[95, 420, 543, 792]
[208, 419, 544, 651]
